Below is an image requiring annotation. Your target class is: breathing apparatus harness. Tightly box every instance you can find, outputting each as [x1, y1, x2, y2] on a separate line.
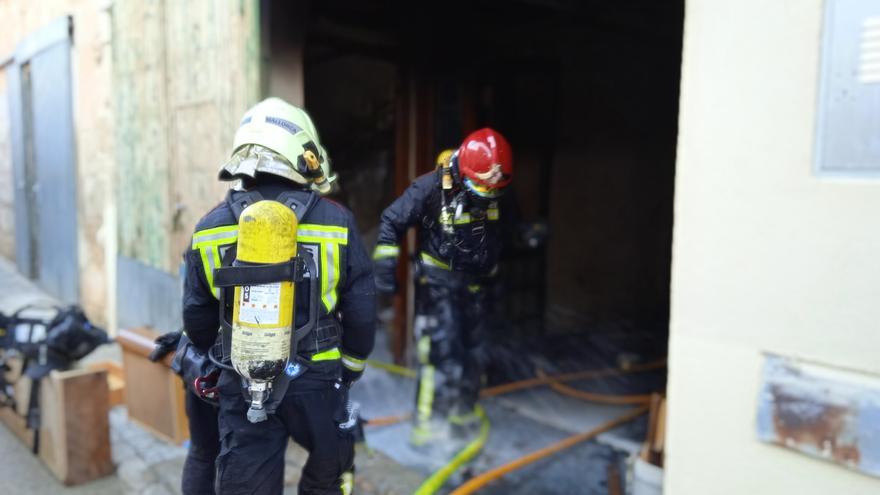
[0, 305, 109, 453]
[206, 188, 331, 422]
[434, 152, 493, 267]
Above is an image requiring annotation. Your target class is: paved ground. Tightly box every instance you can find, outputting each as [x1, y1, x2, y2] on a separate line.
[0, 257, 422, 495]
[0, 256, 660, 494]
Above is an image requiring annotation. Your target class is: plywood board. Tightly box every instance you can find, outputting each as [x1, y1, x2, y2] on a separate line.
[0, 368, 113, 485]
[117, 327, 188, 444]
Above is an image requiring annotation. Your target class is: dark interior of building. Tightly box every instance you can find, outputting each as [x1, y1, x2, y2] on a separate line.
[265, 0, 683, 383]
[260, 1, 685, 492]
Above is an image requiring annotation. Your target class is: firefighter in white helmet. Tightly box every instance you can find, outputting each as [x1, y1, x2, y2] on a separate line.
[181, 97, 375, 495]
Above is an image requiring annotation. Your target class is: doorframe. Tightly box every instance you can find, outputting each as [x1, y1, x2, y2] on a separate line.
[6, 16, 78, 296]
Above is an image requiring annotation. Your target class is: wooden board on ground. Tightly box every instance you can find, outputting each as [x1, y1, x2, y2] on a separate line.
[0, 367, 114, 485]
[117, 327, 188, 444]
[640, 393, 666, 467]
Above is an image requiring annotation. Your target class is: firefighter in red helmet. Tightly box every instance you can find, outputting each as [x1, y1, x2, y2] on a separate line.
[373, 128, 514, 444]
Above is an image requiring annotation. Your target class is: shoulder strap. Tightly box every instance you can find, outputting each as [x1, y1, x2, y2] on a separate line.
[277, 190, 319, 223]
[226, 189, 264, 221]
[226, 189, 319, 224]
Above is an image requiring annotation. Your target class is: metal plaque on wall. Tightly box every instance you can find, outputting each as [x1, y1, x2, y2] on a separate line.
[815, 0, 880, 177]
[757, 354, 880, 478]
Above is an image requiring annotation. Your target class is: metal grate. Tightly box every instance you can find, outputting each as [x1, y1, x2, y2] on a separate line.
[859, 16, 880, 84]
[815, 0, 880, 176]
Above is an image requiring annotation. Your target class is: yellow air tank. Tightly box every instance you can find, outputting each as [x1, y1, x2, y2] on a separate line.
[230, 200, 298, 422]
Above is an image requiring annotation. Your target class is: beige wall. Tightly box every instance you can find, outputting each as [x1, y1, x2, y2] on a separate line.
[667, 1, 880, 493]
[0, 1, 116, 326]
[0, 71, 14, 260]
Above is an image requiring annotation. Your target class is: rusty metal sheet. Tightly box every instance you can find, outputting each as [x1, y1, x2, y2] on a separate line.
[757, 354, 880, 477]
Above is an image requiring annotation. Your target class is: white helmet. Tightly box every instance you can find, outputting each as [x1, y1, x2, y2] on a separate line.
[219, 98, 337, 194]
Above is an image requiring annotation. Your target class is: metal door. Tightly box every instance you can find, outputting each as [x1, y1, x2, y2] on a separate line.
[8, 17, 79, 303]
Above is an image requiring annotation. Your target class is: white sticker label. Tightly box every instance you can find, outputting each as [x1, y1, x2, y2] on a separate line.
[239, 283, 282, 325]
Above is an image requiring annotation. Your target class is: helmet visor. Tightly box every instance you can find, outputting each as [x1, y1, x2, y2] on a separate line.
[464, 178, 505, 199]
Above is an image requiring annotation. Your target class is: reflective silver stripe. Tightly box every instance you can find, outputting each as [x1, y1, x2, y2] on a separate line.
[204, 245, 219, 298]
[192, 225, 239, 247]
[488, 208, 499, 220]
[299, 230, 348, 242]
[322, 242, 339, 310]
[342, 354, 366, 372]
[192, 230, 237, 246]
[298, 224, 348, 243]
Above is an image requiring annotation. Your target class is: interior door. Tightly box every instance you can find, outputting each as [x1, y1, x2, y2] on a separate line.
[9, 16, 79, 303]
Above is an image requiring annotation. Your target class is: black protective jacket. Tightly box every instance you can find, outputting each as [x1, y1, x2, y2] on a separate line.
[374, 172, 511, 283]
[182, 181, 376, 371]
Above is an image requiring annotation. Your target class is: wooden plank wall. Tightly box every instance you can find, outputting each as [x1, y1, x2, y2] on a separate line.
[112, 0, 262, 273]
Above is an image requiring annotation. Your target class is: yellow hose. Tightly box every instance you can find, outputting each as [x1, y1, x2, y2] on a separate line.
[449, 405, 649, 495]
[365, 358, 665, 494]
[413, 404, 491, 495]
[367, 358, 418, 379]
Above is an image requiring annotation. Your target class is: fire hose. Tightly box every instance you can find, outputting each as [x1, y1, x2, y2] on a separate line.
[364, 358, 665, 494]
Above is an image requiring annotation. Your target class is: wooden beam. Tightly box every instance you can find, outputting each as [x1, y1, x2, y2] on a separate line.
[390, 68, 413, 364]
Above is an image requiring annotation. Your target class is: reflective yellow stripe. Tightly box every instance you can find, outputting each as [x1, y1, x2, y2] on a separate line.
[311, 347, 341, 361]
[298, 224, 347, 312]
[342, 354, 366, 372]
[192, 225, 239, 298]
[416, 364, 435, 435]
[420, 252, 450, 270]
[413, 335, 435, 443]
[340, 472, 353, 495]
[417, 335, 431, 365]
[193, 222, 348, 310]
[373, 244, 400, 260]
[449, 207, 499, 225]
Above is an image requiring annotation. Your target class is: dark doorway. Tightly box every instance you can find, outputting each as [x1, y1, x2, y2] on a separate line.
[269, 0, 683, 375]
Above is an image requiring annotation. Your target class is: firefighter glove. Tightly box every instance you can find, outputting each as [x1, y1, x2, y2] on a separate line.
[373, 258, 398, 294]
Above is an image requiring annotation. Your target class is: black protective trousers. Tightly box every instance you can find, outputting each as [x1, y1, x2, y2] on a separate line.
[182, 391, 220, 495]
[214, 365, 354, 495]
[413, 266, 490, 438]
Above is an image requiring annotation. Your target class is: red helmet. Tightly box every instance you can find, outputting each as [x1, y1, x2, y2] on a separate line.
[457, 128, 513, 197]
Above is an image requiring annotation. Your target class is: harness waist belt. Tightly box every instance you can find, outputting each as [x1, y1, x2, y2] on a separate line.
[298, 317, 342, 356]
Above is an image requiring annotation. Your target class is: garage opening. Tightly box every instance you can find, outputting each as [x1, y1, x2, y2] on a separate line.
[265, 0, 683, 491]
